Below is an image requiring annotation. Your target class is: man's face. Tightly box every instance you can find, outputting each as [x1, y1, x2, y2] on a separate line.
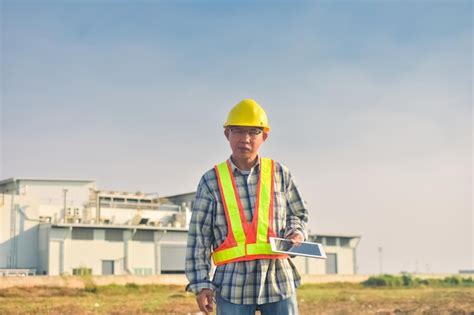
[225, 126, 268, 160]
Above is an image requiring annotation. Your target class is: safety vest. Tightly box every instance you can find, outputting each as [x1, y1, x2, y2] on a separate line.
[211, 157, 289, 266]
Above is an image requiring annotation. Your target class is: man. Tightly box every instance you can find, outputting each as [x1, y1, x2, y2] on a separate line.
[185, 99, 308, 315]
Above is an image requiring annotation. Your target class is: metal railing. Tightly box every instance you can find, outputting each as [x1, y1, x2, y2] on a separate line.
[87, 201, 180, 211]
[0, 269, 36, 276]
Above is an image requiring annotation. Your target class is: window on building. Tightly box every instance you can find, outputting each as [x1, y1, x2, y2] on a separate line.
[127, 199, 139, 203]
[326, 253, 338, 274]
[325, 237, 337, 246]
[102, 260, 115, 275]
[105, 229, 123, 242]
[73, 267, 92, 276]
[340, 237, 351, 247]
[134, 268, 153, 276]
[113, 198, 125, 203]
[71, 228, 93, 240]
[314, 236, 324, 244]
[132, 230, 154, 242]
[161, 245, 186, 274]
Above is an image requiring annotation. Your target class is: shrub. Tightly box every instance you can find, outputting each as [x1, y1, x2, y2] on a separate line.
[362, 274, 474, 288]
[362, 274, 403, 287]
[125, 283, 140, 290]
[401, 274, 413, 286]
[443, 276, 461, 285]
[462, 277, 473, 284]
[84, 283, 97, 293]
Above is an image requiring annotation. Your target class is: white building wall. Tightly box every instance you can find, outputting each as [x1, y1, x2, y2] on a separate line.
[324, 245, 356, 275]
[0, 195, 41, 269]
[291, 245, 357, 275]
[292, 256, 326, 274]
[49, 241, 61, 276]
[64, 239, 124, 276]
[46, 228, 189, 276]
[15, 221, 39, 268]
[16, 180, 95, 209]
[0, 194, 13, 268]
[334, 247, 356, 274]
[16, 203, 40, 268]
[129, 241, 155, 274]
[0, 180, 96, 269]
[12, 180, 96, 225]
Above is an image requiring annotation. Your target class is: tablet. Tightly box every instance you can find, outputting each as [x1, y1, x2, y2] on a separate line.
[270, 237, 327, 259]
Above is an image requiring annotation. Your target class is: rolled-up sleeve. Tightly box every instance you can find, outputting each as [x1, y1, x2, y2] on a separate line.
[185, 175, 218, 294]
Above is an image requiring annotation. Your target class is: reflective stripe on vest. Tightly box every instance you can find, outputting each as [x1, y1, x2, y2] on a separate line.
[211, 157, 288, 265]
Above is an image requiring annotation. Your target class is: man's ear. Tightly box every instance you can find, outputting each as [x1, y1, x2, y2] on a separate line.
[224, 128, 230, 140]
[262, 131, 269, 142]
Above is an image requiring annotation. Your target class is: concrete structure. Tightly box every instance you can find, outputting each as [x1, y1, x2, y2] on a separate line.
[1, 178, 189, 275]
[1, 178, 361, 276]
[38, 223, 187, 276]
[292, 233, 361, 275]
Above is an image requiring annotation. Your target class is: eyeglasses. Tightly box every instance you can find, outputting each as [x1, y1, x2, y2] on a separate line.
[229, 127, 263, 137]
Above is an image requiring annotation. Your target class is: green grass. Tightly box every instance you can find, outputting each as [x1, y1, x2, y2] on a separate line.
[297, 283, 474, 314]
[362, 274, 474, 288]
[0, 281, 472, 314]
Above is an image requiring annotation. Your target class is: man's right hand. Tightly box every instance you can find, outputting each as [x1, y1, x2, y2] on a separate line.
[196, 288, 214, 314]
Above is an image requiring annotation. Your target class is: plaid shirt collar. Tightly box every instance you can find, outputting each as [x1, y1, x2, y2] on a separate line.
[228, 155, 261, 176]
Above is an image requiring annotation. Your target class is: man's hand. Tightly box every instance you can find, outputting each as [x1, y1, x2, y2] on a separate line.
[286, 230, 304, 246]
[196, 288, 214, 314]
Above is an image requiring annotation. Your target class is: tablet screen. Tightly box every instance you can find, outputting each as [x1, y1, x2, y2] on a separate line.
[270, 237, 326, 258]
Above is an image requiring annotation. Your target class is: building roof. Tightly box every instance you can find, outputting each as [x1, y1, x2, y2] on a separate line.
[49, 222, 188, 232]
[311, 232, 362, 239]
[160, 192, 196, 199]
[0, 177, 96, 186]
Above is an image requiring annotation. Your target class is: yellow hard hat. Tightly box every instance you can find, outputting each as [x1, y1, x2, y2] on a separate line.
[223, 99, 270, 132]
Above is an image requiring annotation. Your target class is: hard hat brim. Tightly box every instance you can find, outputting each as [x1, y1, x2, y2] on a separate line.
[223, 123, 270, 132]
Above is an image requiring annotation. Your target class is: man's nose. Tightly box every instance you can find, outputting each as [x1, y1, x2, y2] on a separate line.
[240, 134, 251, 142]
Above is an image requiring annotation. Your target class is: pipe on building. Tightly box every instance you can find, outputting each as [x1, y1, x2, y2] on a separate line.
[95, 191, 100, 223]
[8, 180, 18, 268]
[352, 237, 361, 274]
[124, 228, 137, 275]
[17, 206, 42, 222]
[60, 227, 72, 275]
[154, 230, 167, 275]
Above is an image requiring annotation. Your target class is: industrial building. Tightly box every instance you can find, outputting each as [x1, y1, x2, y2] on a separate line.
[0, 178, 360, 276]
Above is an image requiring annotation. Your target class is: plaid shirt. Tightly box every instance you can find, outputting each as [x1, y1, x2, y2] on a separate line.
[185, 157, 309, 305]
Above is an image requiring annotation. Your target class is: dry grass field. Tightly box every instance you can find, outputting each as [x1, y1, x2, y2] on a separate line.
[0, 281, 473, 315]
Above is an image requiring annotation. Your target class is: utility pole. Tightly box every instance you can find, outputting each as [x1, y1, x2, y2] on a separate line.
[378, 246, 383, 274]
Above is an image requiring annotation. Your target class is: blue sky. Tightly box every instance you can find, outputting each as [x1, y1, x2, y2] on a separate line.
[1, 0, 472, 274]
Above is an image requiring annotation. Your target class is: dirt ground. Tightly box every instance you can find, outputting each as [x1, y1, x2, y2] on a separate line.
[0, 283, 472, 314]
